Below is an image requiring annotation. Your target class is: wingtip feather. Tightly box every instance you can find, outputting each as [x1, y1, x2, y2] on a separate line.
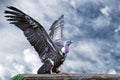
[7, 6, 16, 9]
[4, 10, 9, 13]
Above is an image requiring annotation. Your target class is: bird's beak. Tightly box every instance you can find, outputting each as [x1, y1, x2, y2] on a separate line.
[70, 41, 73, 44]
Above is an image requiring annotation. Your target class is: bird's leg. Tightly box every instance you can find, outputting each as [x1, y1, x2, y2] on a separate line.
[52, 67, 61, 73]
[37, 58, 54, 74]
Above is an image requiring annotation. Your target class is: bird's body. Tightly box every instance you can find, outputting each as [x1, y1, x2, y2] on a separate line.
[4, 6, 72, 74]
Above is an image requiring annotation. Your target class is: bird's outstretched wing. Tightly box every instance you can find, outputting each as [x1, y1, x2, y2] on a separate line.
[49, 15, 64, 49]
[4, 6, 61, 61]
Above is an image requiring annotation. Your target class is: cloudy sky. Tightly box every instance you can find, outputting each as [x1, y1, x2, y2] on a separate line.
[0, 0, 120, 79]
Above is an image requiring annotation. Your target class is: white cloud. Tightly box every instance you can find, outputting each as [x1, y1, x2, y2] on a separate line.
[74, 41, 100, 57]
[0, 48, 42, 79]
[23, 48, 41, 73]
[70, 0, 76, 8]
[108, 69, 117, 74]
[0, 64, 6, 80]
[115, 25, 120, 33]
[13, 64, 25, 73]
[92, 15, 110, 30]
[100, 6, 110, 16]
[23, 48, 39, 63]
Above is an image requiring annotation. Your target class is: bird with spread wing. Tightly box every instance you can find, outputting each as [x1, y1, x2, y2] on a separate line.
[4, 6, 73, 74]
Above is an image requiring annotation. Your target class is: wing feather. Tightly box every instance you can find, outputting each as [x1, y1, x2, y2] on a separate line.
[49, 15, 64, 49]
[5, 6, 61, 61]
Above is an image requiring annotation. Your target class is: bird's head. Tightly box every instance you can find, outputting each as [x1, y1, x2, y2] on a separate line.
[64, 40, 73, 46]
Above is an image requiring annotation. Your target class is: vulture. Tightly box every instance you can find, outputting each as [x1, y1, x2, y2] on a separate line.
[4, 6, 73, 74]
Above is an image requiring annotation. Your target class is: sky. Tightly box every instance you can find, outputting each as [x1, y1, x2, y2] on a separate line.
[0, 0, 120, 79]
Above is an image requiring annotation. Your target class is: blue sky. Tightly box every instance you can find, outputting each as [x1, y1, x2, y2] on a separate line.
[0, 0, 120, 79]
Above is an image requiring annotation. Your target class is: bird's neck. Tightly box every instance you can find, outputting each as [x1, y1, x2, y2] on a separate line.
[61, 44, 69, 54]
[64, 45, 69, 50]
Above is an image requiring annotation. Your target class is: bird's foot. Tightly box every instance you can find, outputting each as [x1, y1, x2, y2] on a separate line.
[52, 68, 61, 74]
[55, 70, 61, 73]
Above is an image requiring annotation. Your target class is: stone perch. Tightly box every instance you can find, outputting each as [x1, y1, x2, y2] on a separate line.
[11, 74, 120, 80]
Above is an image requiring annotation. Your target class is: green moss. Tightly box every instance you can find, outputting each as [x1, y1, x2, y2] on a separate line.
[11, 74, 24, 80]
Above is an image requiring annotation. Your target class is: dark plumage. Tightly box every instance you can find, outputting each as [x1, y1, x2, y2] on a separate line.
[4, 6, 72, 74]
